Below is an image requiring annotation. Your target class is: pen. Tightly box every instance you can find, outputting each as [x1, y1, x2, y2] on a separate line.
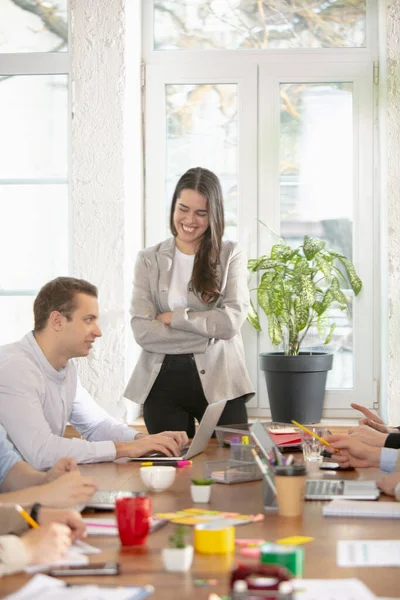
[251, 449, 277, 495]
[291, 420, 339, 453]
[141, 460, 192, 467]
[16, 504, 39, 529]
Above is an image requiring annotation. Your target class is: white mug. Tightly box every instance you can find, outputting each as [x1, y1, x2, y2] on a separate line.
[140, 466, 176, 492]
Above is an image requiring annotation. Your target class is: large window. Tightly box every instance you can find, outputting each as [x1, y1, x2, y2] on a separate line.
[0, 1, 69, 345]
[143, 1, 377, 417]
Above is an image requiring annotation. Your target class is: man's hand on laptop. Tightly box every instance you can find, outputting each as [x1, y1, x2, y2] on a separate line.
[325, 435, 381, 468]
[115, 431, 188, 459]
[39, 471, 98, 507]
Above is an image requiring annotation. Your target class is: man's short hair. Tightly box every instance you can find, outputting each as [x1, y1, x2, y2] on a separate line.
[34, 277, 98, 332]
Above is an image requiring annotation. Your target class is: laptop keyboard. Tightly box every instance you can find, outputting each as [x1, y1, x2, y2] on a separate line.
[306, 479, 344, 498]
[90, 491, 134, 504]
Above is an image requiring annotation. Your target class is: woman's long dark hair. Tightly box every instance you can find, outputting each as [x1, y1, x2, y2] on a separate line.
[169, 167, 225, 304]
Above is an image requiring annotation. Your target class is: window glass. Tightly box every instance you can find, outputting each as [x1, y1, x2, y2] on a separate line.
[0, 75, 68, 179]
[166, 83, 238, 240]
[0, 0, 68, 53]
[0, 296, 35, 346]
[279, 82, 354, 389]
[154, 0, 366, 50]
[0, 184, 69, 290]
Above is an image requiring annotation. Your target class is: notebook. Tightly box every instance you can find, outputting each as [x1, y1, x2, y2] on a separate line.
[324, 499, 400, 518]
[305, 479, 380, 501]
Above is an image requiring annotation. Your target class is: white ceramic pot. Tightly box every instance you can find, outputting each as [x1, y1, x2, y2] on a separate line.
[162, 545, 194, 573]
[190, 484, 212, 503]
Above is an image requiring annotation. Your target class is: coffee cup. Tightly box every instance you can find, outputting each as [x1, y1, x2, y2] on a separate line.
[274, 464, 306, 517]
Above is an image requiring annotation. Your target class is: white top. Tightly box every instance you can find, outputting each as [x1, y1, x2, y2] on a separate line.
[167, 247, 195, 310]
[0, 333, 138, 470]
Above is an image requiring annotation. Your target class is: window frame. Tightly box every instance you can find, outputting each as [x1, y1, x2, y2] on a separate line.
[142, 1, 379, 418]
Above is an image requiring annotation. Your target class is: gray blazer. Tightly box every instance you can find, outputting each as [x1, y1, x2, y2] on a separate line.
[124, 237, 255, 406]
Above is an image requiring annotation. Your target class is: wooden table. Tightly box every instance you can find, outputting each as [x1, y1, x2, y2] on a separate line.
[1, 443, 399, 599]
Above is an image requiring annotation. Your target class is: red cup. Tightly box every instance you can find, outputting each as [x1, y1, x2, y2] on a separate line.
[115, 495, 151, 546]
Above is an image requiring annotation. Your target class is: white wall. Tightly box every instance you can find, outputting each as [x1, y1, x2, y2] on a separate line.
[70, 0, 141, 420]
[387, 0, 400, 425]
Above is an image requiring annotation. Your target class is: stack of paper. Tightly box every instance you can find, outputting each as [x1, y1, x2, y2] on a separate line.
[337, 540, 400, 567]
[292, 578, 377, 599]
[24, 540, 100, 573]
[5, 574, 153, 600]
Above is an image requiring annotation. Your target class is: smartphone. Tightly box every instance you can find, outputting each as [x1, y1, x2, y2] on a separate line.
[49, 562, 119, 576]
[319, 462, 355, 472]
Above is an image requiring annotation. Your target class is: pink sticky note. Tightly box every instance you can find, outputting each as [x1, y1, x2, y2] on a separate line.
[235, 539, 265, 547]
[239, 547, 261, 558]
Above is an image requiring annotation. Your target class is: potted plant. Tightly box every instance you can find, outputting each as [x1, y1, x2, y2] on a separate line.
[190, 478, 214, 503]
[248, 231, 362, 423]
[161, 524, 193, 572]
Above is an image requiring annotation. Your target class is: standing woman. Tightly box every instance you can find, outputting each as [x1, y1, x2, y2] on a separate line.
[124, 167, 255, 437]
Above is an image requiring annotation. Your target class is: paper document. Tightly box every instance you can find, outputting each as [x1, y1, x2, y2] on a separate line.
[83, 517, 118, 536]
[337, 540, 400, 567]
[24, 540, 100, 573]
[293, 578, 376, 599]
[5, 574, 154, 600]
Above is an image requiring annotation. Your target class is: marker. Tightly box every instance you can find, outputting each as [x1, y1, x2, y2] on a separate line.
[291, 420, 339, 453]
[15, 504, 39, 529]
[141, 460, 192, 467]
[285, 454, 294, 466]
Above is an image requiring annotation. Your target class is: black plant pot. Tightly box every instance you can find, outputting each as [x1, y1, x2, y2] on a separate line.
[259, 352, 333, 423]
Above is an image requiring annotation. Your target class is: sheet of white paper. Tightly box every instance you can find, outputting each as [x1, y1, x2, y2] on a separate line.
[83, 517, 118, 536]
[337, 540, 400, 567]
[293, 578, 377, 599]
[25, 549, 88, 573]
[73, 539, 101, 554]
[5, 574, 154, 600]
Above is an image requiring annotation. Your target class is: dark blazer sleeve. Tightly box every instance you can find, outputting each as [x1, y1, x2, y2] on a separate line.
[384, 433, 400, 449]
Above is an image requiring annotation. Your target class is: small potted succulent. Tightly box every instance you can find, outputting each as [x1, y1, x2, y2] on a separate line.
[190, 478, 214, 503]
[161, 524, 193, 573]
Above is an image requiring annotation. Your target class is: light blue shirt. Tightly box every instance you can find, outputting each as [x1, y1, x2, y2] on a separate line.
[0, 424, 22, 487]
[380, 447, 399, 473]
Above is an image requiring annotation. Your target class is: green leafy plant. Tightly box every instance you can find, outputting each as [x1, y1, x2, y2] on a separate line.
[247, 230, 362, 356]
[191, 478, 214, 486]
[168, 524, 190, 549]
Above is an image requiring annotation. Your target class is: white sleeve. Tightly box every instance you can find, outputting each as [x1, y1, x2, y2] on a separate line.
[0, 535, 30, 577]
[70, 378, 138, 443]
[0, 360, 116, 470]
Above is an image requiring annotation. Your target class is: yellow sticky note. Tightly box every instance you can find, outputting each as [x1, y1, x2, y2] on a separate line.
[276, 535, 314, 546]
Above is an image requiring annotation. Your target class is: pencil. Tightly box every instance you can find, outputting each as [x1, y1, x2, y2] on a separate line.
[291, 420, 339, 453]
[15, 504, 39, 529]
[251, 449, 277, 495]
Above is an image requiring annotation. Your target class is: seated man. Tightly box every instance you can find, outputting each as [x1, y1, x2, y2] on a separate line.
[326, 435, 400, 473]
[349, 403, 400, 449]
[0, 505, 86, 576]
[0, 424, 97, 507]
[0, 277, 188, 469]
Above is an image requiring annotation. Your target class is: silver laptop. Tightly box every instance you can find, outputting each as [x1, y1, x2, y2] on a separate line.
[250, 421, 380, 501]
[129, 399, 227, 462]
[305, 479, 380, 500]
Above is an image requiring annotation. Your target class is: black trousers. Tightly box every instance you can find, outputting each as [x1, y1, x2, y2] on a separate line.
[143, 354, 248, 438]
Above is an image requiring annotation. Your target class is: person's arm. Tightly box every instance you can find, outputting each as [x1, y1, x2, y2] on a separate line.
[170, 244, 250, 340]
[0, 361, 117, 470]
[0, 535, 30, 577]
[380, 447, 400, 473]
[0, 504, 30, 536]
[131, 252, 209, 354]
[69, 378, 139, 443]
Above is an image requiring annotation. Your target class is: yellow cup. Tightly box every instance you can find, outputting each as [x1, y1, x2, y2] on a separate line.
[194, 524, 235, 554]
